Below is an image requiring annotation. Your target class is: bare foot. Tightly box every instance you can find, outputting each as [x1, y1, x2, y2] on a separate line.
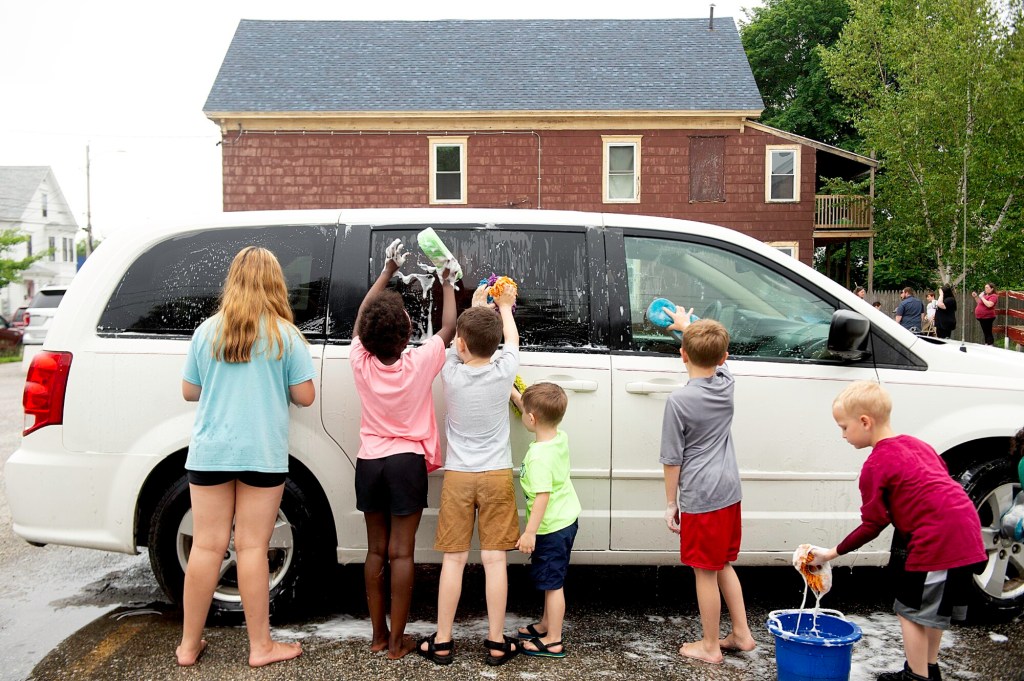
[370, 635, 389, 653]
[249, 641, 302, 668]
[679, 641, 724, 664]
[175, 639, 207, 666]
[387, 634, 417, 660]
[719, 632, 756, 652]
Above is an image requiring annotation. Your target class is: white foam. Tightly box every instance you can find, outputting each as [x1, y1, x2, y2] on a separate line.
[989, 632, 1009, 643]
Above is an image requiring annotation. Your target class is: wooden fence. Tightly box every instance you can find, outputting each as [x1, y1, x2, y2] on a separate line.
[864, 289, 1024, 349]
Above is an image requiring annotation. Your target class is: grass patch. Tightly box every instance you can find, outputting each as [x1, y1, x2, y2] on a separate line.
[0, 349, 24, 364]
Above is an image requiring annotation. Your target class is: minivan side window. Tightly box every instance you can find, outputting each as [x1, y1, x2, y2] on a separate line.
[623, 236, 837, 361]
[371, 228, 593, 350]
[97, 226, 334, 337]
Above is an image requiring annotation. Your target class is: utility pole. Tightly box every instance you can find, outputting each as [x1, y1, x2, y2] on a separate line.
[85, 144, 93, 257]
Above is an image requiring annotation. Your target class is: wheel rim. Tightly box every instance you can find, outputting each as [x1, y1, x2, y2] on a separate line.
[974, 480, 1024, 602]
[176, 509, 295, 604]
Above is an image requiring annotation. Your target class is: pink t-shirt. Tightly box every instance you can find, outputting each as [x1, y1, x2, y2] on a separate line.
[350, 335, 446, 471]
[974, 292, 997, 319]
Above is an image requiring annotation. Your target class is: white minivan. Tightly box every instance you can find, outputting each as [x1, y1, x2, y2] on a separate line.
[6, 209, 1023, 620]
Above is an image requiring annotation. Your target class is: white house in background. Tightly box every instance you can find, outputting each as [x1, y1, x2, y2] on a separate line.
[0, 166, 79, 316]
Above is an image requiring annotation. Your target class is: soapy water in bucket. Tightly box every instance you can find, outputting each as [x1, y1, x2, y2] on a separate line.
[792, 544, 833, 635]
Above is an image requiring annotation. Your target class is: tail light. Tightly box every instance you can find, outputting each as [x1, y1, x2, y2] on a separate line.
[23, 311, 30, 327]
[23, 351, 73, 436]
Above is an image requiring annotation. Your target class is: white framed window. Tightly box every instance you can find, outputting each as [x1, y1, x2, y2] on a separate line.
[64, 237, 75, 262]
[603, 135, 641, 203]
[41, 192, 48, 217]
[765, 145, 801, 202]
[48, 236, 56, 261]
[768, 241, 799, 259]
[428, 136, 468, 205]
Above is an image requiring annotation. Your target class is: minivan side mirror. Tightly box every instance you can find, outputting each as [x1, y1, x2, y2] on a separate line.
[827, 310, 871, 361]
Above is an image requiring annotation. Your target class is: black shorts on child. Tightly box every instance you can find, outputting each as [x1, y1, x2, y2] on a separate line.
[187, 470, 286, 488]
[531, 519, 578, 591]
[355, 452, 427, 516]
[893, 561, 985, 629]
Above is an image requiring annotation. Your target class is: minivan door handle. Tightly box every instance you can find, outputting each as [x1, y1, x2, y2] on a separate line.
[535, 379, 599, 393]
[625, 381, 682, 394]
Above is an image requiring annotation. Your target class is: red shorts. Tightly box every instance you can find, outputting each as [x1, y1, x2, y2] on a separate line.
[679, 501, 742, 570]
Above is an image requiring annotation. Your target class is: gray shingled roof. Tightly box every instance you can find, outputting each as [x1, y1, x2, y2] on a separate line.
[0, 167, 50, 223]
[204, 19, 764, 114]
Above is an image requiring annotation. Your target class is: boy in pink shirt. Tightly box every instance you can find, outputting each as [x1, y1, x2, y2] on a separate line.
[350, 239, 457, 659]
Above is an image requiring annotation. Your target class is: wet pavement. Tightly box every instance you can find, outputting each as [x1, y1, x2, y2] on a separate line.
[18, 564, 1024, 681]
[2, 362, 1024, 680]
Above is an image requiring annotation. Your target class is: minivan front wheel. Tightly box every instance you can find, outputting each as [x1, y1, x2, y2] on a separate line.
[958, 457, 1024, 621]
[147, 474, 320, 617]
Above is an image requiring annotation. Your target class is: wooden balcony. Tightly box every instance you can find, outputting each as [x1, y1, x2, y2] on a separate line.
[813, 194, 874, 239]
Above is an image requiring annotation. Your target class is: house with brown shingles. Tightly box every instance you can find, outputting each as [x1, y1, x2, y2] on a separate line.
[203, 17, 876, 276]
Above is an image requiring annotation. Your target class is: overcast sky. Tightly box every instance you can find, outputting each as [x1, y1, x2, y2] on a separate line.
[0, 0, 760, 240]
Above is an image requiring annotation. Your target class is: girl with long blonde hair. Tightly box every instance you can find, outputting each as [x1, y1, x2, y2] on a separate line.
[176, 246, 316, 668]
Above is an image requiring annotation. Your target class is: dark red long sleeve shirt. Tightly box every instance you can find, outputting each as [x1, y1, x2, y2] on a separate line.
[837, 435, 987, 571]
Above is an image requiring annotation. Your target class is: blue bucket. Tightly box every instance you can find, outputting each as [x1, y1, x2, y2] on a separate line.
[767, 609, 862, 681]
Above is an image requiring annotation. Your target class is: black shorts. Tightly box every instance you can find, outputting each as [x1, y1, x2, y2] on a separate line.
[530, 520, 578, 591]
[355, 452, 428, 516]
[186, 470, 286, 488]
[893, 561, 985, 629]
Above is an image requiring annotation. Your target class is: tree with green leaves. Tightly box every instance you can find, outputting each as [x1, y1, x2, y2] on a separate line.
[741, 0, 860, 149]
[820, 0, 1024, 291]
[0, 229, 44, 289]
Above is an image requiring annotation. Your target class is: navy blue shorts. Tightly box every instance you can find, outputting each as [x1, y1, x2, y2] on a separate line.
[530, 519, 578, 591]
[187, 470, 286, 488]
[355, 452, 427, 516]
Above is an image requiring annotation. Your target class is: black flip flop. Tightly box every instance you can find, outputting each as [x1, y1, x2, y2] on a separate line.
[483, 635, 519, 666]
[522, 637, 567, 658]
[516, 623, 547, 639]
[417, 632, 454, 666]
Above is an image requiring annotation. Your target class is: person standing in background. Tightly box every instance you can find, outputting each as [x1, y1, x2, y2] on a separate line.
[934, 286, 957, 339]
[895, 288, 925, 332]
[972, 283, 998, 345]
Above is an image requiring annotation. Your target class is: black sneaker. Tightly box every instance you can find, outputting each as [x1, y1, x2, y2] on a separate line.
[877, 662, 930, 681]
[929, 662, 942, 681]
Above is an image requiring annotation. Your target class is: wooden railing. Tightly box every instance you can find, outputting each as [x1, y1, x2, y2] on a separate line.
[814, 195, 872, 230]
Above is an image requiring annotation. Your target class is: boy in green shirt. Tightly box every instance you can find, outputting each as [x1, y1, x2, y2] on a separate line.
[511, 382, 581, 658]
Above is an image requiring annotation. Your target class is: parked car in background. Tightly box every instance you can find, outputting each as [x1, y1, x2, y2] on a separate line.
[5, 209, 1024, 623]
[21, 286, 67, 345]
[10, 306, 28, 330]
[0, 314, 24, 350]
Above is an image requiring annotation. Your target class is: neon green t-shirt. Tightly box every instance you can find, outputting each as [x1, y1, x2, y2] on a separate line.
[519, 430, 581, 535]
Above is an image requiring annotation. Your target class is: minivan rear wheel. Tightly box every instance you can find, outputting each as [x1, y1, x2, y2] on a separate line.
[958, 457, 1024, 621]
[147, 473, 322, 617]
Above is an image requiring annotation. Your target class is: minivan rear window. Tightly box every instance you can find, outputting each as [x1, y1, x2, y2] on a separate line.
[97, 226, 334, 337]
[29, 291, 65, 309]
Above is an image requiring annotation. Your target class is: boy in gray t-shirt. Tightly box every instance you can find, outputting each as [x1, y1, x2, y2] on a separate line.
[417, 287, 522, 666]
[660, 312, 755, 665]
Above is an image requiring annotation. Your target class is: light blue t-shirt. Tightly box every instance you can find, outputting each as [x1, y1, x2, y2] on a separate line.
[183, 315, 317, 473]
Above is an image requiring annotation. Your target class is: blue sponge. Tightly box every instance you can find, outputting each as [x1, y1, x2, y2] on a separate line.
[645, 298, 698, 341]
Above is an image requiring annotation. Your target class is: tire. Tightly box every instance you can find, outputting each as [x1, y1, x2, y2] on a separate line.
[147, 473, 328, 617]
[958, 457, 1024, 621]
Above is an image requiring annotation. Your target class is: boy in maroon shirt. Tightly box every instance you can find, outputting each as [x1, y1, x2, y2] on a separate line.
[806, 381, 986, 681]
